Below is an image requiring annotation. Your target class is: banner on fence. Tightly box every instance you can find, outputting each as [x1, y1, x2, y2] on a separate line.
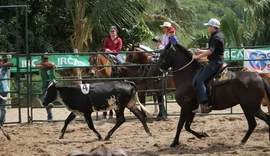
[243, 49, 270, 73]
[224, 49, 244, 61]
[8, 55, 90, 72]
[8, 53, 127, 73]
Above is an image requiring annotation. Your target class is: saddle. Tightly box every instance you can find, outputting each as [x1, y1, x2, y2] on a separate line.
[108, 55, 121, 77]
[192, 63, 233, 107]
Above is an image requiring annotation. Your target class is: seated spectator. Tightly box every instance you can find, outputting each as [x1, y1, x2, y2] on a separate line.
[103, 26, 124, 64]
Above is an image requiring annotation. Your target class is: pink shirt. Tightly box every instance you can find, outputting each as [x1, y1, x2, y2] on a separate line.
[162, 34, 169, 47]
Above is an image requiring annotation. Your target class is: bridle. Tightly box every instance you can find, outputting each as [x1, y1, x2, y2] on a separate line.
[91, 54, 112, 76]
[160, 46, 195, 73]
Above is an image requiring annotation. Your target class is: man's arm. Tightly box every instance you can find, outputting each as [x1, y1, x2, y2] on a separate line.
[193, 49, 212, 60]
[0, 62, 13, 67]
[36, 62, 56, 69]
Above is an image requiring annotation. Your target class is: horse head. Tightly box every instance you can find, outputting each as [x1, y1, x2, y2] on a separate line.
[158, 44, 198, 72]
[126, 44, 152, 64]
[89, 54, 98, 77]
[88, 54, 112, 77]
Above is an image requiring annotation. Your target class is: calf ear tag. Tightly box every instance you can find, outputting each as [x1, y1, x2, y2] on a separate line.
[80, 84, 90, 94]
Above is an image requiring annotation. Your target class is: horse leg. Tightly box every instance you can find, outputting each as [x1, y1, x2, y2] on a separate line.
[153, 95, 159, 116]
[109, 110, 113, 119]
[170, 108, 187, 147]
[254, 108, 270, 141]
[185, 112, 209, 138]
[157, 95, 165, 117]
[84, 112, 102, 140]
[104, 108, 125, 140]
[60, 112, 76, 139]
[240, 110, 257, 144]
[103, 112, 107, 120]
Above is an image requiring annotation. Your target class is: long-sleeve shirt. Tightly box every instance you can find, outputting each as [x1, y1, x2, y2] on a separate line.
[168, 35, 179, 45]
[151, 45, 164, 63]
[102, 36, 123, 56]
[162, 34, 170, 47]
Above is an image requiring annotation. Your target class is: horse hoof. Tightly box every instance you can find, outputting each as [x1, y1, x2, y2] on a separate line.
[148, 132, 153, 137]
[59, 136, 64, 139]
[170, 142, 179, 147]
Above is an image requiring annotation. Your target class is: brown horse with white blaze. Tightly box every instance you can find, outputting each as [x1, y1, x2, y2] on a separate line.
[126, 45, 176, 117]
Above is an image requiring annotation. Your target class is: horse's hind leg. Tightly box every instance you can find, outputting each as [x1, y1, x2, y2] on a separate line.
[185, 112, 209, 138]
[109, 110, 113, 119]
[254, 109, 270, 141]
[102, 112, 107, 119]
[240, 110, 257, 144]
[170, 108, 187, 147]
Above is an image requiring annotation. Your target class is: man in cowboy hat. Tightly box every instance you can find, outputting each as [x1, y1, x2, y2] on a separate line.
[160, 22, 171, 47]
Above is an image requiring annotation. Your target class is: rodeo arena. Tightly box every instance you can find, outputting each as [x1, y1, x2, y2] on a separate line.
[1, 5, 270, 156]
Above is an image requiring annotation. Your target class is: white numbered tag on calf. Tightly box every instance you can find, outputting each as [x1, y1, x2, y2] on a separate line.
[80, 84, 90, 94]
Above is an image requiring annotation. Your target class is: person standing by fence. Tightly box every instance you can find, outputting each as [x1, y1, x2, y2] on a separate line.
[36, 55, 56, 121]
[0, 56, 13, 125]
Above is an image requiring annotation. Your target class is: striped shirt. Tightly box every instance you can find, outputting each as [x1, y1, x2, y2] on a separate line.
[151, 45, 164, 63]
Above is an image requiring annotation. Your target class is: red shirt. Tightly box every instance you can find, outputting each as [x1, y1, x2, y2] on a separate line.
[102, 36, 123, 56]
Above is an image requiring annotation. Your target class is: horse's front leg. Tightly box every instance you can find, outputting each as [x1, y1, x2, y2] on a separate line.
[171, 108, 187, 147]
[185, 111, 209, 138]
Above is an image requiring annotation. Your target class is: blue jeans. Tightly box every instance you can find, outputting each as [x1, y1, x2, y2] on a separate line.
[0, 93, 8, 124]
[116, 55, 125, 64]
[195, 60, 223, 103]
[41, 87, 53, 120]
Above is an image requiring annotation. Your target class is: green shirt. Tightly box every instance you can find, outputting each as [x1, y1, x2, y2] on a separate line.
[40, 68, 56, 88]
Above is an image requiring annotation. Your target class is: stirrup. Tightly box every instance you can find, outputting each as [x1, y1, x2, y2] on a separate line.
[192, 104, 210, 113]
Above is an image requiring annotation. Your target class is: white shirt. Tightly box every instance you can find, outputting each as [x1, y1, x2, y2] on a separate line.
[162, 34, 169, 47]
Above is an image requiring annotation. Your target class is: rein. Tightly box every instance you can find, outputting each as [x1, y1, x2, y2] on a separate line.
[173, 58, 194, 73]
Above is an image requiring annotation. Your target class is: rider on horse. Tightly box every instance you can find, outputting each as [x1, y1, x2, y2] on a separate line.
[103, 26, 125, 64]
[145, 37, 164, 88]
[192, 18, 225, 114]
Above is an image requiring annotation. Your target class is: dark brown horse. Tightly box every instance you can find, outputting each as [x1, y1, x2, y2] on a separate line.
[158, 44, 270, 147]
[89, 53, 158, 116]
[126, 45, 176, 117]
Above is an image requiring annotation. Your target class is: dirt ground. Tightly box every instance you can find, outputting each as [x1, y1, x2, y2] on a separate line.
[0, 103, 270, 156]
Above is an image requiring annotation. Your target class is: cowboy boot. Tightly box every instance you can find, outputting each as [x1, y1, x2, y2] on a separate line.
[192, 103, 210, 113]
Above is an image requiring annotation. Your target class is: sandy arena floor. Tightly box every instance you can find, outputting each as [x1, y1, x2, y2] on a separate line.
[0, 103, 270, 156]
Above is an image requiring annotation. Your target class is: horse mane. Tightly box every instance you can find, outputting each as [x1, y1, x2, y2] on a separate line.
[173, 44, 194, 60]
